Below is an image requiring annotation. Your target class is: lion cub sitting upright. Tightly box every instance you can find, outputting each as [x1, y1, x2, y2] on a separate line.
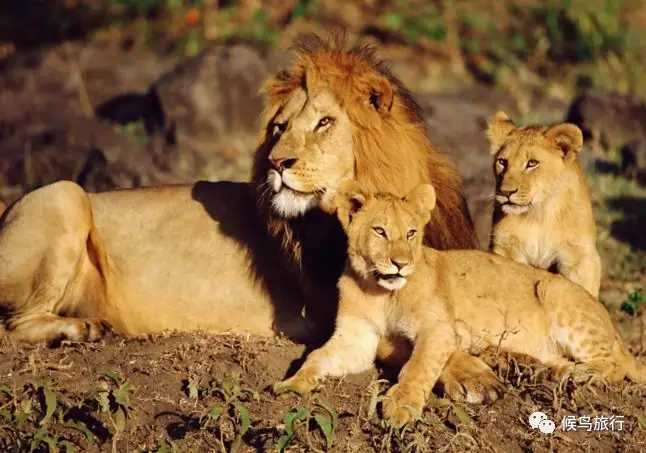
[487, 112, 601, 297]
[274, 182, 646, 428]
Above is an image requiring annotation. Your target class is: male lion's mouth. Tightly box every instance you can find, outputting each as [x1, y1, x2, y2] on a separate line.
[267, 169, 319, 218]
[500, 201, 531, 215]
[268, 169, 314, 196]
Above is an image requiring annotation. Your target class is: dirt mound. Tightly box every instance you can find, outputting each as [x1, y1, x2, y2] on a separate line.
[0, 332, 644, 452]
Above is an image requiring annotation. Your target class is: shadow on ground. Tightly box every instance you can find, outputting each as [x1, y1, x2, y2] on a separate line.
[607, 196, 646, 251]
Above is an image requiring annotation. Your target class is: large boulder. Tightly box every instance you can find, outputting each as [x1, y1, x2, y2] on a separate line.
[95, 43, 285, 182]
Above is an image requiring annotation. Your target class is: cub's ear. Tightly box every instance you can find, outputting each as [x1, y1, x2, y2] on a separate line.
[544, 123, 583, 161]
[487, 111, 516, 154]
[334, 180, 367, 229]
[404, 184, 436, 225]
[365, 73, 394, 114]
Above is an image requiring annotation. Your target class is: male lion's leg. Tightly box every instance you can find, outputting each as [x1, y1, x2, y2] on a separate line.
[0, 181, 110, 345]
[7, 312, 110, 344]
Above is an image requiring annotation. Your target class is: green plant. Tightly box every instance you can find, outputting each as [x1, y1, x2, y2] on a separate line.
[193, 374, 259, 452]
[0, 381, 98, 452]
[96, 370, 135, 450]
[620, 288, 646, 316]
[275, 397, 338, 452]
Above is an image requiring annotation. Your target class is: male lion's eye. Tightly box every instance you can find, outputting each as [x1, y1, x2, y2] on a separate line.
[406, 229, 417, 240]
[315, 116, 334, 131]
[372, 227, 387, 238]
[526, 159, 539, 169]
[496, 158, 507, 167]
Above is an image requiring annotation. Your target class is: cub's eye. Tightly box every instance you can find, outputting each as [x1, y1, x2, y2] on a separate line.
[406, 229, 417, 240]
[273, 122, 287, 136]
[496, 158, 507, 167]
[526, 159, 539, 169]
[315, 116, 334, 131]
[372, 226, 387, 238]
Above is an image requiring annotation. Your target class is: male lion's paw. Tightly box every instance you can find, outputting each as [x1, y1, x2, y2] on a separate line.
[382, 384, 425, 428]
[272, 370, 318, 397]
[85, 319, 113, 341]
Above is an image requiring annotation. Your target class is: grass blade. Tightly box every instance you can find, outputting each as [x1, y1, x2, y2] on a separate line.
[232, 400, 251, 436]
[40, 385, 57, 426]
[314, 413, 334, 449]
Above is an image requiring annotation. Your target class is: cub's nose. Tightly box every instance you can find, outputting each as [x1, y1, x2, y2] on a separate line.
[269, 157, 298, 172]
[498, 188, 518, 198]
[390, 258, 410, 271]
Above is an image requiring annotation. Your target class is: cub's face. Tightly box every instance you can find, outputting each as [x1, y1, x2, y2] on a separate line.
[263, 88, 356, 218]
[493, 139, 566, 215]
[335, 184, 435, 291]
[487, 112, 584, 216]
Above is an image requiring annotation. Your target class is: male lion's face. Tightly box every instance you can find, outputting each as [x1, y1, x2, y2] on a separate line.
[487, 112, 583, 216]
[334, 183, 435, 291]
[264, 88, 356, 218]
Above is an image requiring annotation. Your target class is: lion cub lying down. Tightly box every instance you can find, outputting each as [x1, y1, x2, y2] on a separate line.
[274, 182, 646, 427]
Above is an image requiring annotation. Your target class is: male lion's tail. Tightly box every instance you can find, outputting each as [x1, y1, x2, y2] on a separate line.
[613, 335, 646, 383]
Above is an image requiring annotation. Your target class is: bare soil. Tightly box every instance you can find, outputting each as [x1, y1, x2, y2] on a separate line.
[0, 329, 645, 453]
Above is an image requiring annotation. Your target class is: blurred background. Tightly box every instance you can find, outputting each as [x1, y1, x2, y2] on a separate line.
[0, 0, 644, 329]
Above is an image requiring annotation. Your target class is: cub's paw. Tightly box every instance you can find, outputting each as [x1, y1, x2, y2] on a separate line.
[549, 363, 598, 385]
[439, 353, 503, 404]
[272, 370, 318, 397]
[382, 384, 425, 428]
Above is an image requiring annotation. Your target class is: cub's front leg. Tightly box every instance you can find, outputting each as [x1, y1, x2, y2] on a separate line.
[383, 325, 456, 427]
[557, 246, 601, 298]
[273, 315, 380, 395]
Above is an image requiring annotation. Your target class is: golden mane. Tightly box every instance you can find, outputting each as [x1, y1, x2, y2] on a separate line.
[251, 33, 478, 272]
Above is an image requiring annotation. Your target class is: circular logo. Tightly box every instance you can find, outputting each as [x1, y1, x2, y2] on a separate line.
[528, 411, 548, 429]
[538, 419, 556, 434]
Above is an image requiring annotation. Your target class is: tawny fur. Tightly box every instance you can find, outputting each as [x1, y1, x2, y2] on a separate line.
[487, 111, 600, 298]
[0, 30, 479, 389]
[275, 182, 646, 428]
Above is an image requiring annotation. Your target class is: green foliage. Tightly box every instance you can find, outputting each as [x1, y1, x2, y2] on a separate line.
[189, 374, 259, 452]
[620, 288, 646, 317]
[381, 3, 445, 43]
[0, 380, 99, 452]
[276, 398, 338, 452]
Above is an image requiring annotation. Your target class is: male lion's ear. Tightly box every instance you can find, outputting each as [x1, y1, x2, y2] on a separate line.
[404, 184, 436, 224]
[366, 74, 394, 114]
[487, 111, 516, 154]
[334, 180, 366, 229]
[545, 123, 583, 161]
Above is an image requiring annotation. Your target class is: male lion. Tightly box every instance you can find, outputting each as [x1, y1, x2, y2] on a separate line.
[487, 112, 601, 297]
[0, 34, 476, 363]
[274, 182, 646, 427]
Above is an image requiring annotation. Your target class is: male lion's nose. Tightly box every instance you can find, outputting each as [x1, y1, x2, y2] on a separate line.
[391, 258, 409, 271]
[269, 157, 298, 172]
[499, 188, 518, 198]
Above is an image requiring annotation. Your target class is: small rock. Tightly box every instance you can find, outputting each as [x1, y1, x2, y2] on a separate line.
[565, 89, 646, 152]
[620, 140, 646, 186]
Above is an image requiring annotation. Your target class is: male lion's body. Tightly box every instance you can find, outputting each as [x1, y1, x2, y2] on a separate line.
[487, 112, 600, 297]
[0, 35, 478, 353]
[276, 183, 645, 427]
